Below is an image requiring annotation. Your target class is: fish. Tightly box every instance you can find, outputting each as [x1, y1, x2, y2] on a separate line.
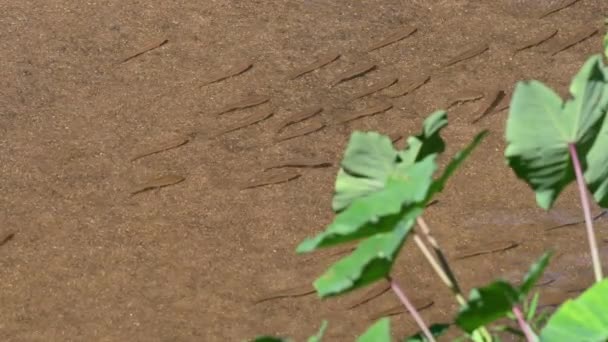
[337, 102, 393, 124]
[513, 28, 558, 54]
[344, 281, 391, 310]
[202, 60, 253, 86]
[348, 77, 398, 102]
[441, 42, 489, 68]
[288, 51, 341, 80]
[445, 89, 485, 109]
[368, 297, 434, 322]
[470, 88, 505, 123]
[549, 26, 599, 56]
[216, 109, 274, 136]
[0, 231, 15, 247]
[252, 284, 315, 304]
[453, 240, 519, 260]
[330, 62, 377, 86]
[213, 95, 270, 116]
[130, 174, 185, 195]
[274, 106, 323, 133]
[537, 0, 582, 19]
[262, 157, 333, 170]
[241, 169, 301, 189]
[130, 136, 190, 162]
[366, 26, 418, 52]
[387, 74, 430, 98]
[275, 120, 325, 143]
[120, 38, 168, 64]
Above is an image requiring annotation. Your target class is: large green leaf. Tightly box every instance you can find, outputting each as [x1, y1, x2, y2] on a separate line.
[456, 281, 520, 333]
[505, 55, 608, 209]
[313, 220, 412, 297]
[357, 318, 391, 342]
[332, 111, 448, 212]
[456, 252, 552, 333]
[540, 279, 608, 341]
[297, 156, 436, 253]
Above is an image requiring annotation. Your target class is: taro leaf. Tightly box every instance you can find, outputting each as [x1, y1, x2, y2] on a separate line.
[456, 281, 520, 333]
[252, 337, 289, 342]
[456, 252, 553, 333]
[313, 220, 412, 297]
[584, 102, 608, 207]
[357, 318, 391, 342]
[404, 323, 451, 342]
[297, 156, 436, 253]
[540, 279, 608, 342]
[505, 55, 608, 209]
[307, 320, 328, 342]
[428, 130, 489, 198]
[604, 29, 608, 59]
[332, 111, 447, 212]
[399, 110, 448, 165]
[518, 251, 552, 298]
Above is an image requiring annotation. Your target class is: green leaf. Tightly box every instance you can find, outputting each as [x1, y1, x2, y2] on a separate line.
[357, 318, 391, 342]
[332, 131, 398, 212]
[505, 55, 608, 209]
[603, 28, 607, 59]
[540, 279, 608, 341]
[399, 110, 448, 165]
[456, 281, 520, 333]
[251, 337, 289, 342]
[526, 291, 541, 322]
[312, 220, 413, 297]
[429, 130, 489, 197]
[307, 320, 328, 342]
[297, 156, 436, 253]
[518, 251, 553, 298]
[404, 323, 451, 341]
[332, 111, 447, 213]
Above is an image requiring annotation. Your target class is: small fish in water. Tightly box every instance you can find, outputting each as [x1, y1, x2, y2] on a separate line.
[471, 88, 505, 123]
[348, 77, 399, 102]
[344, 280, 391, 310]
[441, 42, 489, 68]
[215, 109, 274, 137]
[548, 26, 598, 56]
[213, 95, 270, 116]
[274, 106, 324, 133]
[130, 174, 185, 195]
[275, 120, 325, 143]
[337, 102, 393, 124]
[130, 136, 190, 162]
[252, 284, 315, 304]
[513, 28, 558, 54]
[537, 0, 581, 19]
[288, 51, 341, 80]
[454, 240, 519, 260]
[241, 169, 301, 189]
[202, 60, 253, 86]
[330, 62, 377, 87]
[445, 89, 485, 109]
[387, 74, 430, 98]
[366, 26, 417, 52]
[262, 156, 332, 170]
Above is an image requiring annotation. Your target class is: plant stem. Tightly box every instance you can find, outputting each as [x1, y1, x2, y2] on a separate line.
[568, 143, 604, 282]
[387, 276, 436, 342]
[512, 306, 538, 342]
[414, 217, 493, 341]
[413, 233, 467, 306]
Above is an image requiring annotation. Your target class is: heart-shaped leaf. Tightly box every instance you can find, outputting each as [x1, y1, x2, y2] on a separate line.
[357, 318, 391, 342]
[404, 323, 451, 342]
[540, 279, 608, 341]
[312, 220, 413, 297]
[297, 156, 436, 253]
[333, 111, 448, 212]
[505, 55, 608, 209]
